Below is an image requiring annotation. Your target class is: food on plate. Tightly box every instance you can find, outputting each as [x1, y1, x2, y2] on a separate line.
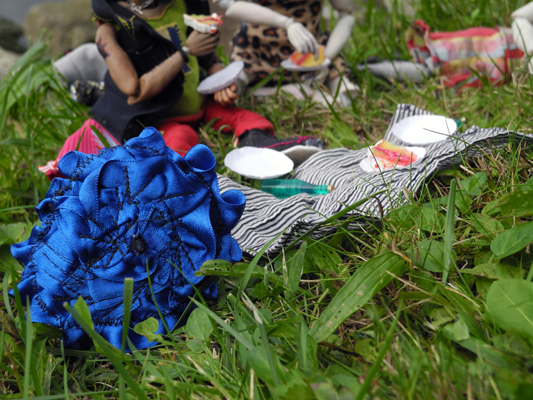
[183, 13, 223, 34]
[369, 140, 418, 169]
[289, 45, 326, 67]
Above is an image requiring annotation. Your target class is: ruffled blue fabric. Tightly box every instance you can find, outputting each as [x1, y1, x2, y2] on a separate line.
[12, 127, 245, 350]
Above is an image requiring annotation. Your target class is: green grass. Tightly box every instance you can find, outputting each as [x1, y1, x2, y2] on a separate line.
[2, 1, 533, 398]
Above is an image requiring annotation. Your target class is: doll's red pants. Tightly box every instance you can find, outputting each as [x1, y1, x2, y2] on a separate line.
[40, 100, 274, 180]
[158, 99, 274, 155]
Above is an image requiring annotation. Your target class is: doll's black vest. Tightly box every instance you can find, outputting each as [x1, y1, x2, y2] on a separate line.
[90, 0, 214, 143]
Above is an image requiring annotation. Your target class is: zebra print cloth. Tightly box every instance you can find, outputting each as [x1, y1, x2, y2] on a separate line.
[218, 104, 533, 255]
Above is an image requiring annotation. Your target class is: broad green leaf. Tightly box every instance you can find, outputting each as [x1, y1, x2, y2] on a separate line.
[73, 297, 94, 331]
[442, 327, 516, 369]
[133, 317, 162, 343]
[418, 207, 446, 233]
[429, 307, 455, 329]
[469, 214, 504, 238]
[0, 223, 31, 245]
[483, 186, 533, 218]
[276, 369, 315, 399]
[475, 277, 494, 299]
[196, 259, 282, 285]
[386, 205, 417, 230]
[306, 240, 343, 272]
[247, 344, 285, 387]
[286, 241, 307, 300]
[486, 279, 533, 340]
[461, 262, 522, 280]
[186, 338, 205, 354]
[459, 172, 488, 196]
[312, 382, 340, 400]
[354, 338, 377, 362]
[490, 222, 533, 259]
[417, 240, 457, 273]
[452, 318, 470, 341]
[185, 308, 213, 341]
[310, 252, 407, 342]
[0, 246, 23, 272]
[492, 333, 531, 356]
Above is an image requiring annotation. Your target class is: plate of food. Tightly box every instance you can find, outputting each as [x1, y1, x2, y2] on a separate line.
[281, 45, 331, 72]
[224, 147, 294, 180]
[391, 115, 458, 145]
[359, 140, 426, 173]
[183, 13, 223, 34]
[197, 61, 244, 94]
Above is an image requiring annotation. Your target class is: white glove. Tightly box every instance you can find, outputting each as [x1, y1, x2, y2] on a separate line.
[213, 0, 235, 9]
[285, 18, 319, 56]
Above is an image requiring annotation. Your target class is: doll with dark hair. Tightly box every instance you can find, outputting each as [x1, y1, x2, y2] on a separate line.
[45, 0, 323, 178]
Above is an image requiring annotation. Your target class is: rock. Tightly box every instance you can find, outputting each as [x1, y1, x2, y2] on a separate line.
[24, 0, 97, 58]
[0, 18, 26, 54]
[0, 46, 21, 82]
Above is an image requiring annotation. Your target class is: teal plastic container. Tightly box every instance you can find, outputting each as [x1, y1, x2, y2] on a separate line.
[261, 179, 335, 199]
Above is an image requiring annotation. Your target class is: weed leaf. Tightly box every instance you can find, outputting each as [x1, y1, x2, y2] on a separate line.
[417, 240, 457, 273]
[490, 222, 533, 259]
[486, 279, 533, 340]
[310, 252, 407, 342]
[185, 308, 213, 341]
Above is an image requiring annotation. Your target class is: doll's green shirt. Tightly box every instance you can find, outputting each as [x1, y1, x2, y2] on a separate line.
[145, 0, 205, 117]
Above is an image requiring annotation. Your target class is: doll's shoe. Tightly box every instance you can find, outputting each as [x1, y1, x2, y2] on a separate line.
[70, 80, 104, 106]
[239, 129, 324, 165]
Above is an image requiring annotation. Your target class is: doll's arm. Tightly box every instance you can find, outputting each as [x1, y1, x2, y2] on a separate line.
[96, 23, 139, 96]
[129, 31, 220, 105]
[220, 1, 318, 55]
[323, 14, 355, 61]
[512, 2, 533, 21]
[329, 0, 356, 14]
[512, 2, 533, 58]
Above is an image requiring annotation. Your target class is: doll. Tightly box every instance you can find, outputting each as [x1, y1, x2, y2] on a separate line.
[217, 0, 360, 107]
[48, 0, 324, 165]
[512, 2, 533, 74]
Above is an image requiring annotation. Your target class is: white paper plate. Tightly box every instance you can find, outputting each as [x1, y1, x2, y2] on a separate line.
[197, 61, 244, 94]
[281, 57, 331, 72]
[391, 115, 457, 145]
[224, 147, 294, 179]
[359, 140, 426, 173]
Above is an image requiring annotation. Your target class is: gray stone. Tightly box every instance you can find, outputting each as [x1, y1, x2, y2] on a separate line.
[24, 0, 97, 58]
[0, 18, 26, 54]
[0, 46, 21, 82]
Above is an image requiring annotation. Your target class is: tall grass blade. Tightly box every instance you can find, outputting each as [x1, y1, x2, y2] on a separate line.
[442, 180, 457, 284]
[64, 303, 150, 400]
[355, 305, 401, 400]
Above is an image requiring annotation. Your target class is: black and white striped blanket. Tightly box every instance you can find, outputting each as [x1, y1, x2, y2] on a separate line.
[218, 104, 533, 254]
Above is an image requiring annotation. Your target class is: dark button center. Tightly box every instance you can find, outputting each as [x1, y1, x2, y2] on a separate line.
[131, 235, 147, 254]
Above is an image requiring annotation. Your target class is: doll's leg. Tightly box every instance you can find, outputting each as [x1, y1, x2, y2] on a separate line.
[203, 99, 323, 165]
[512, 17, 533, 73]
[203, 99, 274, 138]
[154, 120, 200, 156]
[54, 43, 108, 84]
[324, 57, 359, 107]
[38, 118, 119, 180]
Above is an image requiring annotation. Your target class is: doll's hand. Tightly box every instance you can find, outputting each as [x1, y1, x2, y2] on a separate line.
[127, 74, 158, 105]
[286, 20, 319, 57]
[214, 84, 238, 106]
[186, 31, 221, 57]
